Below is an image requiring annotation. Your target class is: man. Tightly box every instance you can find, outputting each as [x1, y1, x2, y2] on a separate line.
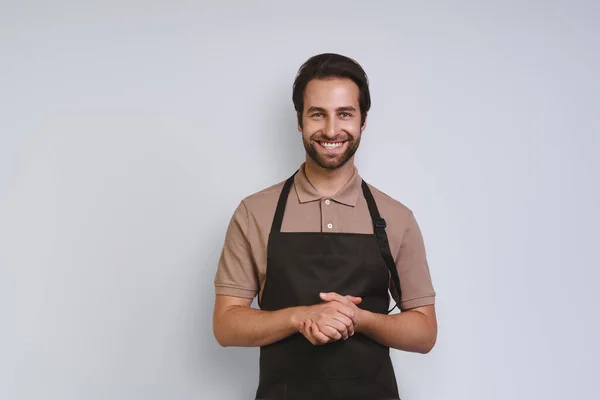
[213, 53, 437, 400]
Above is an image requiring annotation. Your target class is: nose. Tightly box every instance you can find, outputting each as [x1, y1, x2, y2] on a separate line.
[324, 117, 339, 138]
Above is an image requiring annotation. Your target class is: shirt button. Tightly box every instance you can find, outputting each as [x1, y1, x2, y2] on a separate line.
[327, 223, 333, 229]
[325, 199, 331, 205]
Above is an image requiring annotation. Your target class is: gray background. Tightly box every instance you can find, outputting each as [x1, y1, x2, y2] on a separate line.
[1, 1, 599, 399]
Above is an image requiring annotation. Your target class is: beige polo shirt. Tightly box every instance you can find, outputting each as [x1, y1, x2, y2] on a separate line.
[214, 164, 436, 311]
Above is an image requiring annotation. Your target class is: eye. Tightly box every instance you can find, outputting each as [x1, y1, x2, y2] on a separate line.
[340, 112, 351, 118]
[311, 113, 324, 118]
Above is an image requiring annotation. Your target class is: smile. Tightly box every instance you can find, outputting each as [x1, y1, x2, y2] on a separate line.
[317, 141, 345, 149]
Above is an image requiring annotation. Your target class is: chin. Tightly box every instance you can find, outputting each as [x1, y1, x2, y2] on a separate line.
[304, 141, 358, 171]
[312, 155, 350, 170]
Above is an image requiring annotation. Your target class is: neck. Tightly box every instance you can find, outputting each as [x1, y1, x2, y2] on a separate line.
[303, 157, 356, 197]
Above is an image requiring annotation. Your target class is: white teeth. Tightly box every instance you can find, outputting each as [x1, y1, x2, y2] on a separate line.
[320, 142, 343, 149]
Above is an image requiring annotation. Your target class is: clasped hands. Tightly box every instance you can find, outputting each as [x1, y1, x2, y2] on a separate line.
[297, 292, 364, 345]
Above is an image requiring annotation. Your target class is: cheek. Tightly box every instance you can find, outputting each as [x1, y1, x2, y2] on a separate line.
[341, 120, 362, 134]
[302, 119, 323, 133]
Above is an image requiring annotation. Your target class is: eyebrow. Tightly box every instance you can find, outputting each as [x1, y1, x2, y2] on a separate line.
[306, 106, 357, 113]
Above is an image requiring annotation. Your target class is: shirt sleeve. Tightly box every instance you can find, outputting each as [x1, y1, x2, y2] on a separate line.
[396, 211, 436, 311]
[214, 201, 259, 299]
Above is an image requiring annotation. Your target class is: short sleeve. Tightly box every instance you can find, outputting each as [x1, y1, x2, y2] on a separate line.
[214, 201, 259, 299]
[395, 211, 436, 310]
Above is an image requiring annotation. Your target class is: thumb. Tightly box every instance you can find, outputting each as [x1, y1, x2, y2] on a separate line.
[319, 292, 341, 302]
[347, 295, 362, 304]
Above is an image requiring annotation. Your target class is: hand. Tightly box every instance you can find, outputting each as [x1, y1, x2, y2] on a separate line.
[299, 319, 331, 345]
[296, 293, 362, 343]
[319, 292, 364, 334]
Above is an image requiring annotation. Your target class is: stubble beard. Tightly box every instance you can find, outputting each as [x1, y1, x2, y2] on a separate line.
[303, 133, 361, 170]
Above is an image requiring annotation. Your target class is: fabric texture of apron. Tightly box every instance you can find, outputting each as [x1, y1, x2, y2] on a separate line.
[255, 172, 403, 400]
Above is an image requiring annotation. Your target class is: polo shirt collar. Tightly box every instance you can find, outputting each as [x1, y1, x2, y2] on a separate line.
[294, 163, 362, 207]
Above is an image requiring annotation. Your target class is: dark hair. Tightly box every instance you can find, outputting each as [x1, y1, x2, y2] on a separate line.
[292, 53, 371, 128]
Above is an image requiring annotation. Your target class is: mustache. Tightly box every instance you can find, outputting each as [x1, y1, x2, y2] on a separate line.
[311, 135, 352, 142]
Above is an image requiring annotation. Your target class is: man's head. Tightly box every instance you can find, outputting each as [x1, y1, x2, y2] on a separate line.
[292, 53, 371, 170]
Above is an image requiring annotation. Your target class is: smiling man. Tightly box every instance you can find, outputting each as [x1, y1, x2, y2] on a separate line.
[213, 53, 437, 400]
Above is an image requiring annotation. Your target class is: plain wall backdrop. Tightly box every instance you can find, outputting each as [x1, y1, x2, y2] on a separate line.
[1, 1, 599, 399]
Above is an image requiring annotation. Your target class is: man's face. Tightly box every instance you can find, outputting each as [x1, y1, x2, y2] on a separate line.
[299, 77, 366, 170]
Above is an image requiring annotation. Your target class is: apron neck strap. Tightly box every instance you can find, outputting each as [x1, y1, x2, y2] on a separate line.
[270, 171, 297, 233]
[361, 180, 403, 313]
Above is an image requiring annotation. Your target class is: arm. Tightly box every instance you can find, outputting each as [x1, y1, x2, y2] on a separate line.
[316, 293, 437, 353]
[213, 295, 301, 347]
[356, 209, 437, 353]
[213, 202, 364, 347]
[213, 201, 301, 347]
[213, 293, 362, 347]
[356, 304, 437, 353]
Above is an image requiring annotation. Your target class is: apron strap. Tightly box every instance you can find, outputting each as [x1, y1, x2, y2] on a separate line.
[270, 171, 297, 234]
[361, 180, 402, 314]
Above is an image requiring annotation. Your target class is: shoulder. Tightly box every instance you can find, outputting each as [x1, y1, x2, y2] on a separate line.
[364, 181, 427, 258]
[363, 181, 420, 244]
[365, 181, 414, 223]
[239, 178, 287, 217]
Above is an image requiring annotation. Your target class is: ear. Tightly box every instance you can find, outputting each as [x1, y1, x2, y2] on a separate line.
[361, 113, 368, 132]
[297, 112, 303, 132]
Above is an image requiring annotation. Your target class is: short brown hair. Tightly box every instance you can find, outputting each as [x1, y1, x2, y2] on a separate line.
[292, 53, 371, 128]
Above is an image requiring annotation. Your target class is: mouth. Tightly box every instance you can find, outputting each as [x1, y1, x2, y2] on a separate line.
[316, 140, 347, 150]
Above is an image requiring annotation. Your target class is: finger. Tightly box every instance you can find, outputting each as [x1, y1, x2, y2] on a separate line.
[301, 320, 310, 334]
[331, 314, 353, 337]
[320, 292, 363, 309]
[320, 316, 348, 333]
[299, 320, 307, 334]
[303, 321, 319, 345]
[320, 292, 349, 304]
[326, 319, 349, 339]
[318, 323, 344, 341]
[300, 319, 311, 332]
[332, 313, 352, 327]
[311, 323, 330, 344]
[317, 324, 342, 341]
[330, 304, 357, 324]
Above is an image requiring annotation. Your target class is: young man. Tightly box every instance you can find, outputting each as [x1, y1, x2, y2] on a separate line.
[213, 53, 437, 400]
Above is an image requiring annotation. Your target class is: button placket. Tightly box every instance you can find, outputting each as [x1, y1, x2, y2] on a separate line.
[322, 198, 334, 231]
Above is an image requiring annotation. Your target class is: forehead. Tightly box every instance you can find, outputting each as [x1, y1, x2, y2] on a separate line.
[303, 77, 360, 109]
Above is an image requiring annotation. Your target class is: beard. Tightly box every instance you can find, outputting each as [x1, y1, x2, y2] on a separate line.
[303, 133, 361, 170]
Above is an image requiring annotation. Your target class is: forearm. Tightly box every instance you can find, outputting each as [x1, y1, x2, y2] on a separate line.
[214, 305, 304, 347]
[356, 308, 437, 353]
